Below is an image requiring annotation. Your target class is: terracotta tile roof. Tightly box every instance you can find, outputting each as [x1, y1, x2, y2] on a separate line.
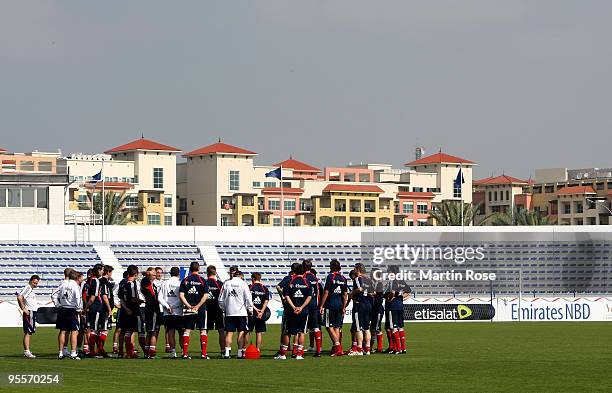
[0, 148, 6, 153]
[405, 152, 475, 166]
[474, 175, 528, 185]
[322, 184, 384, 193]
[274, 158, 320, 172]
[397, 191, 436, 198]
[105, 138, 181, 153]
[261, 187, 304, 194]
[556, 186, 596, 195]
[185, 142, 256, 156]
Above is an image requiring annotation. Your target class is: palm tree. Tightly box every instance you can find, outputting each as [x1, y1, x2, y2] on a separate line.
[490, 208, 553, 226]
[89, 191, 135, 225]
[428, 201, 491, 226]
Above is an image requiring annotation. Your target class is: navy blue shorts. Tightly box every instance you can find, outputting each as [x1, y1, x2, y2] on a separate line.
[206, 307, 224, 331]
[248, 315, 266, 333]
[385, 309, 404, 329]
[145, 309, 162, 332]
[370, 305, 384, 332]
[87, 308, 108, 331]
[322, 308, 343, 328]
[164, 315, 183, 331]
[183, 308, 207, 331]
[306, 306, 321, 331]
[22, 311, 36, 334]
[286, 313, 308, 335]
[55, 308, 80, 332]
[224, 316, 248, 332]
[351, 304, 372, 332]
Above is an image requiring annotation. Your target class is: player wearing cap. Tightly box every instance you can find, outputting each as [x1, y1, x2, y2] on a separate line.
[158, 267, 182, 358]
[54, 270, 83, 360]
[278, 264, 312, 360]
[218, 270, 253, 359]
[320, 259, 348, 357]
[205, 265, 225, 354]
[178, 261, 210, 359]
[141, 267, 162, 358]
[17, 274, 40, 358]
[246, 272, 269, 351]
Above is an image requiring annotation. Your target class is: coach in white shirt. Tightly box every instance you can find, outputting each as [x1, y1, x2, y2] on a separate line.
[17, 274, 41, 358]
[158, 267, 182, 358]
[218, 270, 253, 359]
[55, 270, 83, 360]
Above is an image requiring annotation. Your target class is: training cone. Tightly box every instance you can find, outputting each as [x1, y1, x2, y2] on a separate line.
[245, 343, 260, 359]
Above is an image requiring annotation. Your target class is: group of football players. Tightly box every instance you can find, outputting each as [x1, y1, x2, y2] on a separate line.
[18, 258, 410, 360]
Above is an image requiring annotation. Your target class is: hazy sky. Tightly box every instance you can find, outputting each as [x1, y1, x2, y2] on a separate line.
[2, 1, 612, 179]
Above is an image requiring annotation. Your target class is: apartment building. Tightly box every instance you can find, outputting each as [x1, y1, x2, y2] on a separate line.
[62, 138, 180, 225]
[527, 168, 612, 225]
[472, 175, 533, 223]
[177, 142, 474, 226]
[0, 148, 67, 224]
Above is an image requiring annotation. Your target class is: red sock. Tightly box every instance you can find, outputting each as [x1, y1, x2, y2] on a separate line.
[200, 333, 208, 356]
[314, 330, 322, 353]
[88, 334, 97, 355]
[182, 334, 190, 356]
[125, 333, 134, 357]
[399, 330, 406, 351]
[386, 330, 394, 350]
[149, 345, 156, 357]
[377, 333, 383, 352]
[279, 345, 288, 356]
[393, 331, 401, 351]
[351, 342, 358, 351]
[98, 332, 107, 352]
[365, 346, 370, 353]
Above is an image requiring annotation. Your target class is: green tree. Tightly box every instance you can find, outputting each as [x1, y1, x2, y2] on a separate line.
[428, 201, 491, 226]
[90, 191, 134, 225]
[490, 208, 553, 226]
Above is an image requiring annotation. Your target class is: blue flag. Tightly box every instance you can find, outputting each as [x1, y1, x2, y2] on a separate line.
[265, 167, 282, 180]
[454, 168, 464, 187]
[90, 171, 102, 183]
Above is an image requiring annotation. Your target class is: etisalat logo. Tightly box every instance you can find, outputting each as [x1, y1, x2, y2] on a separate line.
[372, 244, 486, 265]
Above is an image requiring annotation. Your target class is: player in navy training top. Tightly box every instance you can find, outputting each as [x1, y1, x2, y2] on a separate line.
[119, 265, 142, 358]
[113, 271, 128, 356]
[369, 268, 386, 353]
[319, 259, 348, 356]
[84, 264, 105, 357]
[178, 261, 209, 359]
[95, 265, 113, 357]
[274, 262, 300, 359]
[205, 265, 225, 353]
[385, 265, 411, 355]
[303, 260, 323, 356]
[141, 267, 162, 358]
[279, 264, 312, 360]
[349, 263, 374, 356]
[247, 272, 270, 350]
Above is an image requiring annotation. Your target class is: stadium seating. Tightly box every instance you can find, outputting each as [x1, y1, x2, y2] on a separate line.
[0, 243, 100, 299]
[110, 243, 204, 274]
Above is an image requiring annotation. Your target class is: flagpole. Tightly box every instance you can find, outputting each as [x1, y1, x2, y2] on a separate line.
[101, 159, 105, 243]
[280, 164, 285, 246]
[460, 162, 464, 242]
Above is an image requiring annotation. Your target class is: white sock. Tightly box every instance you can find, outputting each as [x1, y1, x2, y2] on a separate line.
[70, 351, 77, 357]
[58, 351, 63, 357]
[224, 347, 231, 356]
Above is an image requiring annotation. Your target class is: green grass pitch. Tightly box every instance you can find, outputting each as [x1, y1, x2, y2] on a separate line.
[1, 323, 611, 392]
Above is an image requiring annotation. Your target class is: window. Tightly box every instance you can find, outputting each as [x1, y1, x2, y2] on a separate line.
[38, 161, 52, 172]
[407, 220, 414, 226]
[179, 198, 187, 211]
[576, 202, 583, 214]
[413, 187, 423, 192]
[402, 202, 413, 214]
[264, 181, 276, 188]
[418, 220, 428, 226]
[164, 196, 172, 208]
[126, 196, 139, 208]
[284, 200, 296, 211]
[153, 168, 164, 189]
[164, 215, 172, 226]
[36, 188, 48, 208]
[8, 189, 20, 207]
[148, 195, 159, 204]
[252, 181, 261, 188]
[20, 161, 35, 171]
[417, 203, 428, 214]
[284, 217, 296, 226]
[147, 213, 161, 225]
[494, 191, 498, 201]
[77, 194, 88, 203]
[282, 182, 291, 188]
[273, 217, 281, 226]
[427, 187, 440, 193]
[229, 170, 240, 191]
[563, 203, 571, 214]
[0, 188, 5, 207]
[488, 192, 492, 202]
[268, 200, 280, 211]
[453, 186, 462, 199]
[506, 190, 510, 200]
[221, 216, 229, 226]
